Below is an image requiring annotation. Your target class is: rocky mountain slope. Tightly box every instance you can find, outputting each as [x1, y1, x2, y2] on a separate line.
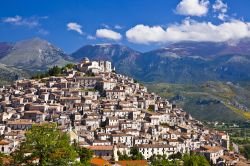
[71, 44, 140, 62]
[0, 42, 13, 59]
[0, 38, 70, 71]
[0, 63, 29, 85]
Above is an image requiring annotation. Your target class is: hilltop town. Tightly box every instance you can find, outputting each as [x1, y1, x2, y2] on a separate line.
[0, 58, 248, 165]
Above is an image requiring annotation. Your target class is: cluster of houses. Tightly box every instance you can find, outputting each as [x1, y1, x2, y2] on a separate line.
[0, 58, 249, 165]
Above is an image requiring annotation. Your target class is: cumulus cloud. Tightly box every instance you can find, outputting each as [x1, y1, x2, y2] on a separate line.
[2, 15, 46, 27]
[213, 0, 228, 21]
[126, 25, 166, 44]
[175, 0, 209, 17]
[67, 22, 83, 35]
[126, 19, 250, 44]
[96, 29, 122, 40]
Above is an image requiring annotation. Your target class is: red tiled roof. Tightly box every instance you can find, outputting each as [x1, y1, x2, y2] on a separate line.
[201, 146, 223, 153]
[88, 145, 114, 151]
[90, 157, 110, 166]
[0, 140, 9, 145]
[116, 160, 148, 166]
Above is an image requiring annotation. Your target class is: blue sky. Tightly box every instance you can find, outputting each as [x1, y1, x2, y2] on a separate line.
[1, 0, 250, 53]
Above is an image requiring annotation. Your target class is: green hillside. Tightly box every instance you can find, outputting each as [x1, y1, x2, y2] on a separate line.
[146, 81, 250, 122]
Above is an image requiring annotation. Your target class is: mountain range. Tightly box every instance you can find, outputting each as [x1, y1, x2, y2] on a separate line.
[1, 37, 250, 84]
[72, 40, 250, 83]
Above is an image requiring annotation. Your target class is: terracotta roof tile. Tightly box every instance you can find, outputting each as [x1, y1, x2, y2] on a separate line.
[116, 160, 148, 166]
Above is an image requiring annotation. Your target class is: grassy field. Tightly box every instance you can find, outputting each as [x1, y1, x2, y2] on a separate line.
[225, 104, 250, 120]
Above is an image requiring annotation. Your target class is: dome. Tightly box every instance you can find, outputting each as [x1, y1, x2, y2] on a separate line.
[82, 57, 90, 63]
[83, 57, 89, 61]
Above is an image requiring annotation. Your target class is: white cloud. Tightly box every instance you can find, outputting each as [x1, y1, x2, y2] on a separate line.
[2, 15, 44, 27]
[67, 22, 83, 35]
[218, 13, 227, 20]
[114, 25, 123, 29]
[87, 35, 96, 40]
[3, 15, 22, 23]
[175, 0, 209, 17]
[213, 0, 228, 21]
[213, 0, 227, 13]
[38, 29, 49, 35]
[126, 19, 250, 44]
[96, 29, 122, 40]
[101, 23, 110, 29]
[126, 25, 166, 44]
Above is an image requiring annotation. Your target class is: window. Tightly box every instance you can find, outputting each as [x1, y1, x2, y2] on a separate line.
[1, 147, 4, 152]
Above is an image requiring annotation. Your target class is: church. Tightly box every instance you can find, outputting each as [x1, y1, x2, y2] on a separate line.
[77, 57, 113, 74]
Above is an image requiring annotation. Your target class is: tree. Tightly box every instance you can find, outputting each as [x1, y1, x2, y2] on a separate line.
[65, 63, 75, 70]
[77, 147, 93, 165]
[117, 148, 144, 161]
[32, 64, 76, 80]
[0, 152, 5, 166]
[48, 66, 62, 76]
[130, 147, 144, 160]
[11, 123, 77, 166]
[241, 145, 250, 159]
[168, 152, 182, 160]
[150, 154, 180, 166]
[72, 140, 93, 165]
[183, 154, 210, 166]
[117, 151, 131, 160]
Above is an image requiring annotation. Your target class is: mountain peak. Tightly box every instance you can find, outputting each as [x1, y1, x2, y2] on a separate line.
[89, 43, 129, 49]
[71, 43, 139, 62]
[0, 38, 70, 71]
[17, 37, 52, 46]
[94, 43, 113, 46]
